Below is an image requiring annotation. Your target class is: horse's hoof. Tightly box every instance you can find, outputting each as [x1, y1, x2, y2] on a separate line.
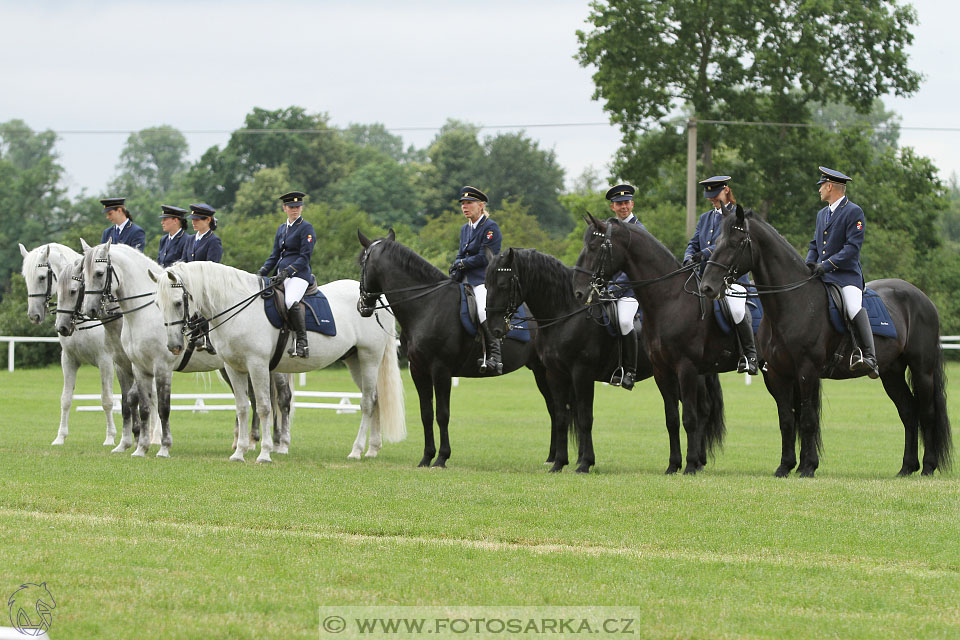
[347, 451, 362, 460]
[798, 469, 816, 478]
[364, 449, 380, 458]
[103, 438, 116, 447]
[156, 448, 170, 458]
[548, 464, 564, 473]
[921, 467, 936, 476]
[131, 448, 147, 458]
[683, 466, 699, 475]
[256, 455, 273, 464]
[275, 445, 289, 455]
[431, 460, 447, 469]
[51, 437, 65, 446]
[575, 467, 590, 474]
[665, 465, 680, 475]
[773, 466, 792, 478]
[229, 452, 244, 462]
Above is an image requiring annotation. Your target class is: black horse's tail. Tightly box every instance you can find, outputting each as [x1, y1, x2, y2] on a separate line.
[701, 373, 726, 459]
[916, 348, 953, 473]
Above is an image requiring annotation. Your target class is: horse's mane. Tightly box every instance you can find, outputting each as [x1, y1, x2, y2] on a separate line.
[377, 239, 446, 282]
[507, 248, 578, 308]
[22, 243, 80, 279]
[607, 217, 680, 266]
[163, 261, 260, 315]
[720, 208, 807, 265]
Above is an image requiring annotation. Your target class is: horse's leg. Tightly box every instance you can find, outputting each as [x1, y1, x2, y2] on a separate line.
[546, 371, 571, 472]
[879, 364, 920, 476]
[678, 365, 704, 475]
[52, 349, 79, 445]
[272, 373, 293, 454]
[795, 369, 822, 478]
[97, 355, 117, 446]
[431, 370, 454, 468]
[762, 371, 797, 477]
[528, 361, 557, 464]
[132, 371, 155, 457]
[410, 363, 436, 467]
[155, 371, 173, 458]
[250, 366, 275, 463]
[225, 365, 251, 462]
[653, 370, 682, 474]
[572, 374, 596, 474]
[344, 353, 381, 459]
[909, 362, 945, 476]
[247, 374, 261, 448]
[113, 364, 138, 453]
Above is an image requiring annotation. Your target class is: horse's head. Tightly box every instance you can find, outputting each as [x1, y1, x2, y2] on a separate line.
[572, 214, 624, 305]
[20, 243, 55, 324]
[700, 204, 754, 299]
[54, 258, 86, 337]
[356, 228, 395, 317]
[81, 240, 115, 319]
[151, 267, 191, 355]
[484, 247, 523, 339]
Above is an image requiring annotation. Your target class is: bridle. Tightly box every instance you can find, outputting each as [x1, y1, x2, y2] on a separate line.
[84, 252, 155, 318]
[573, 223, 617, 305]
[55, 272, 87, 326]
[357, 239, 456, 317]
[702, 219, 755, 288]
[27, 260, 57, 312]
[485, 265, 524, 329]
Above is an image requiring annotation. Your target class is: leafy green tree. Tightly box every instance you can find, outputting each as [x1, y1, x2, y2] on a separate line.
[343, 123, 408, 163]
[329, 154, 423, 228]
[483, 132, 567, 232]
[419, 120, 485, 219]
[232, 166, 294, 219]
[110, 126, 189, 195]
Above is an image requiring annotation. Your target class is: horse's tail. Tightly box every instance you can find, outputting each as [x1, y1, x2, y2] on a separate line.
[375, 321, 406, 443]
[701, 373, 726, 459]
[916, 348, 952, 472]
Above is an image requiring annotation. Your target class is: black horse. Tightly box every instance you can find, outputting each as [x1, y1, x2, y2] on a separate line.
[572, 215, 749, 474]
[485, 247, 726, 473]
[357, 230, 557, 468]
[700, 206, 952, 477]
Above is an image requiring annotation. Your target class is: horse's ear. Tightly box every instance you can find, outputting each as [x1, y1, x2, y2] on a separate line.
[585, 211, 601, 227]
[80, 238, 91, 252]
[147, 269, 159, 283]
[736, 204, 745, 225]
[484, 246, 496, 263]
[40, 245, 50, 261]
[503, 247, 515, 265]
[166, 271, 178, 282]
[387, 228, 395, 242]
[357, 229, 371, 248]
[19, 243, 29, 258]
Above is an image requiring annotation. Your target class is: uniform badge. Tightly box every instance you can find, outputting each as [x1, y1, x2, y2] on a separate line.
[856, 221, 862, 230]
[486, 230, 493, 240]
[307, 234, 313, 243]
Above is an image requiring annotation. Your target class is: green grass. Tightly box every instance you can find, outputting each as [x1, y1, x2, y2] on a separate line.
[1, 363, 958, 639]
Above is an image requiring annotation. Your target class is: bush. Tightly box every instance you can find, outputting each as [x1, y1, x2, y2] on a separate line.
[0, 274, 60, 368]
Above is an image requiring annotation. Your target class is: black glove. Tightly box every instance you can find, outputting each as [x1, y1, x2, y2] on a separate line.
[692, 250, 704, 263]
[807, 262, 825, 277]
[257, 268, 267, 277]
[448, 261, 460, 276]
[682, 258, 693, 267]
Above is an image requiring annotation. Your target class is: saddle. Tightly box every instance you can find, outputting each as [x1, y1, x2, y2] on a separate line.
[823, 283, 897, 339]
[712, 295, 763, 336]
[261, 275, 320, 326]
[597, 300, 642, 338]
[459, 284, 532, 343]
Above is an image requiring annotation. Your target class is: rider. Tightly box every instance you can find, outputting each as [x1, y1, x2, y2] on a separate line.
[181, 203, 223, 353]
[805, 166, 878, 378]
[448, 186, 502, 374]
[257, 191, 315, 359]
[100, 197, 145, 252]
[157, 205, 189, 267]
[683, 176, 758, 375]
[605, 184, 643, 390]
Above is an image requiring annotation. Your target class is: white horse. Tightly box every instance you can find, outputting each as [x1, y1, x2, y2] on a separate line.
[19, 242, 123, 446]
[153, 261, 406, 462]
[79, 241, 295, 458]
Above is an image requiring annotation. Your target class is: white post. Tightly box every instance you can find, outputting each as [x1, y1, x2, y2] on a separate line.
[7, 340, 14, 372]
[685, 118, 698, 237]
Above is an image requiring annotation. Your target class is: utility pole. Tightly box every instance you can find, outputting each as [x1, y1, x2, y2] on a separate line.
[685, 118, 697, 236]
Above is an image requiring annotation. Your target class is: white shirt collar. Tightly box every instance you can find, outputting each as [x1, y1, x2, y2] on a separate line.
[116, 219, 129, 233]
[195, 230, 207, 241]
[829, 197, 845, 213]
[469, 214, 486, 230]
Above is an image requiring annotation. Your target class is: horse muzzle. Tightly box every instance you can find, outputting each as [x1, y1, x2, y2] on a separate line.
[357, 297, 374, 318]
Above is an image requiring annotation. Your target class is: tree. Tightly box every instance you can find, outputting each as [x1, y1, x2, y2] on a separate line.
[110, 126, 189, 195]
[232, 166, 294, 219]
[329, 156, 423, 228]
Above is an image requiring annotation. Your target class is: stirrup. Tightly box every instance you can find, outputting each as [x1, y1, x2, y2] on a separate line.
[478, 357, 502, 375]
[737, 355, 757, 375]
[609, 367, 625, 387]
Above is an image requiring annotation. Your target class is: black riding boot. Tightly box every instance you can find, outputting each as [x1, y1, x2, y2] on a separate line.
[734, 316, 758, 375]
[478, 321, 503, 375]
[611, 329, 638, 390]
[195, 319, 216, 355]
[850, 309, 879, 379]
[287, 303, 309, 358]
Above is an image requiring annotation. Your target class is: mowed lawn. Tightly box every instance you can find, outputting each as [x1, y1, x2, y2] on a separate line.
[1, 361, 958, 639]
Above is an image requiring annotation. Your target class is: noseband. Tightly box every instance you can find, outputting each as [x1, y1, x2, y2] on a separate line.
[702, 221, 753, 286]
[486, 265, 523, 325]
[357, 239, 383, 315]
[573, 224, 617, 304]
[27, 261, 56, 308]
[55, 273, 87, 323]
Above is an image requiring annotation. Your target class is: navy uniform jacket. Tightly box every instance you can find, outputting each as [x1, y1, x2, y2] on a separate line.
[181, 231, 223, 263]
[259, 216, 316, 283]
[451, 215, 502, 287]
[101, 221, 145, 252]
[805, 196, 865, 288]
[157, 229, 188, 268]
[609, 214, 645, 299]
[684, 204, 749, 285]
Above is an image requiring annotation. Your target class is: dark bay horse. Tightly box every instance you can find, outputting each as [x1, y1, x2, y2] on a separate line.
[485, 247, 725, 473]
[357, 230, 556, 468]
[572, 216, 746, 474]
[700, 206, 951, 477]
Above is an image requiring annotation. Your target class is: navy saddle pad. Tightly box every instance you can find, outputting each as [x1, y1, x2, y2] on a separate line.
[599, 304, 643, 338]
[827, 286, 898, 339]
[713, 290, 763, 335]
[459, 284, 532, 343]
[264, 291, 337, 336]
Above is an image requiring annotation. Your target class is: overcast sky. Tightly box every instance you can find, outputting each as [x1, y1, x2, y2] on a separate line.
[1, 0, 957, 198]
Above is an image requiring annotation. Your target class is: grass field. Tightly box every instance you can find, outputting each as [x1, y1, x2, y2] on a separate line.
[1, 362, 958, 639]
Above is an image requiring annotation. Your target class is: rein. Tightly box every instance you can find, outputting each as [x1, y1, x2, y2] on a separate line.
[163, 275, 279, 341]
[357, 239, 457, 315]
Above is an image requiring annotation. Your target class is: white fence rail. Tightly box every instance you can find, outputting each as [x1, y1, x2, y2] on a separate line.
[72, 391, 363, 413]
[0, 336, 61, 372]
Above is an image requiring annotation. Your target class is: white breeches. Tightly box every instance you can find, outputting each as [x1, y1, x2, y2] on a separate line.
[842, 285, 863, 319]
[474, 284, 488, 323]
[284, 276, 309, 309]
[726, 283, 747, 324]
[616, 297, 639, 335]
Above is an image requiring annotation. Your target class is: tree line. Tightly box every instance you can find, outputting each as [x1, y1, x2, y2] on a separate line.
[4, 0, 960, 365]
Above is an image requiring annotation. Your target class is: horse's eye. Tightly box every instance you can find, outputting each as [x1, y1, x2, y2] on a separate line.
[95, 270, 104, 278]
